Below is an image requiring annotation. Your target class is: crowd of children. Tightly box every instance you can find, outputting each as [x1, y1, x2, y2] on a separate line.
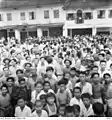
[0, 35, 112, 117]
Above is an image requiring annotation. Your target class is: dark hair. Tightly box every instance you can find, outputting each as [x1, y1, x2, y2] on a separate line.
[40, 94, 47, 100]
[92, 65, 98, 70]
[100, 60, 106, 64]
[103, 73, 111, 79]
[70, 67, 76, 71]
[58, 79, 68, 86]
[46, 66, 54, 72]
[65, 106, 73, 114]
[43, 81, 51, 86]
[16, 69, 24, 74]
[6, 77, 15, 82]
[18, 78, 26, 83]
[1, 84, 8, 90]
[92, 102, 104, 115]
[34, 81, 43, 87]
[81, 93, 91, 100]
[17, 97, 25, 102]
[24, 63, 32, 67]
[10, 59, 17, 64]
[73, 87, 81, 93]
[73, 104, 80, 113]
[79, 71, 86, 75]
[91, 72, 99, 78]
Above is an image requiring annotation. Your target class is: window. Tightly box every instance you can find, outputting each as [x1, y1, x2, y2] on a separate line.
[29, 12, 36, 20]
[54, 10, 59, 18]
[66, 13, 75, 20]
[7, 13, 12, 21]
[97, 10, 105, 19]
[84, 12, 93, 20]
[20, 12, 25, 20]
[0, 14, 3, 21]
[109, 10, 112, 18]
[44, 10, 49, 19]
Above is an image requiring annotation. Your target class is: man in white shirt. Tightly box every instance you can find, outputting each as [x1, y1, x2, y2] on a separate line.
[31, 100, 48, 117]
[75, 71, 93, 95]
[70, 87, 84, 116]
[15, 97, 31, 117]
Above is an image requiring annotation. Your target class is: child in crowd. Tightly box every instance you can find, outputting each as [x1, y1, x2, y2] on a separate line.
[73, 104, 80, 117]
[31, 100, 48, 117]
[81, 93, 94, 117]
[65, 106, 74, 117]
[56, 79, 72, 106]
[15, 97, 31, 117]
[58, 104, 66, 117]
[45, 92, 57, 116]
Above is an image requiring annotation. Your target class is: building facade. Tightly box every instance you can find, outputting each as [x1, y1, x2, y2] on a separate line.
[0, 0, 112, 41]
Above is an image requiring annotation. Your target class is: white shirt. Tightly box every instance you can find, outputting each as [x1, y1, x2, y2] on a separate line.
[15, 105, 31, 117]
[31, 90, 45, 104]
[82, 104, 94, 117]
[70, 97, 84, 116]
[75, 82, 93, 95]
[31, 110, 48, 117]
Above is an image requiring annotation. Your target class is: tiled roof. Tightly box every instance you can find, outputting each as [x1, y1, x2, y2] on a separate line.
[63, 0, 111, 10]
[0, 0, 65, 9]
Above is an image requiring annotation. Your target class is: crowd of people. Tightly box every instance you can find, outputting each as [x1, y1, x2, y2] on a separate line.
[0, 34, 112, 117]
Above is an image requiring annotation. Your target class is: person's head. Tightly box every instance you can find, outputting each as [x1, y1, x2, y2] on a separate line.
[17, 97, 26, 108]
[58, 104, 66, 117]
[16, 69, 24, 78]
[3, 58, 10, 65]
[58, 56, 63, 64]
[103, 73, 111, 84]
[35, 81, 43, 93]
[58, 79, 68, 92]
[24, 63, 32, 70]
[73, 87, 81, 99]
[73, 105, 80, 117]
[110, 63, 112, 70]
[91, 72, 100, 84]
[92, 66, 98, 72]
[46, 92, 56, 105]
[64, 59, 72, 68]
[63, 72, 71, 80]
[65, 106, 74, 117]
[35, 100, 43, 113]
[79, 71, 86, 82]
[81, 93, 91, 108]
[46, 66, 54, 78]
[6, 77, 15, 87]
[18, 78, 26, 88]
[106, 52, 111, 61]
[100, 60, 106, 70]
[92, 102, 104, 116]
[10, 59, 17, 66]
[70, 67, 76, 77]
[40, 94, 47, 107]
[3, 67, 10, 76]
[43, 81, 51, 92]
[26, 56, 31, 62]
[107, 108, 112, 117]
[99, 53, 105, 61]
[1, 84, 8, 95]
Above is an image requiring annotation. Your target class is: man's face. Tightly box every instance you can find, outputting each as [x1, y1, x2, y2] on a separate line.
[19, 81, 26, 88]
[18, 99, 25, 108]
[35, 102, 42, 113]
[100, 62, 106, 69]
[3, 68, 10, 76]
[79, 74, 85, 82]
[74, 89, 81, 99]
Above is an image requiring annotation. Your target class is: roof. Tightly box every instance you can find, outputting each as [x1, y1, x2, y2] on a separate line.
[63, 0, 111, 10]
[0, 0, 65, 9]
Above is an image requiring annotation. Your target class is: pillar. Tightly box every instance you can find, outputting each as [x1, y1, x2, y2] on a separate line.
[15, 29, 20, 42]
[37, 28, 42, 40]
[63, 26, 68, 37]
[92, 27, 97, 36]
[70, 29, 72, 38]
